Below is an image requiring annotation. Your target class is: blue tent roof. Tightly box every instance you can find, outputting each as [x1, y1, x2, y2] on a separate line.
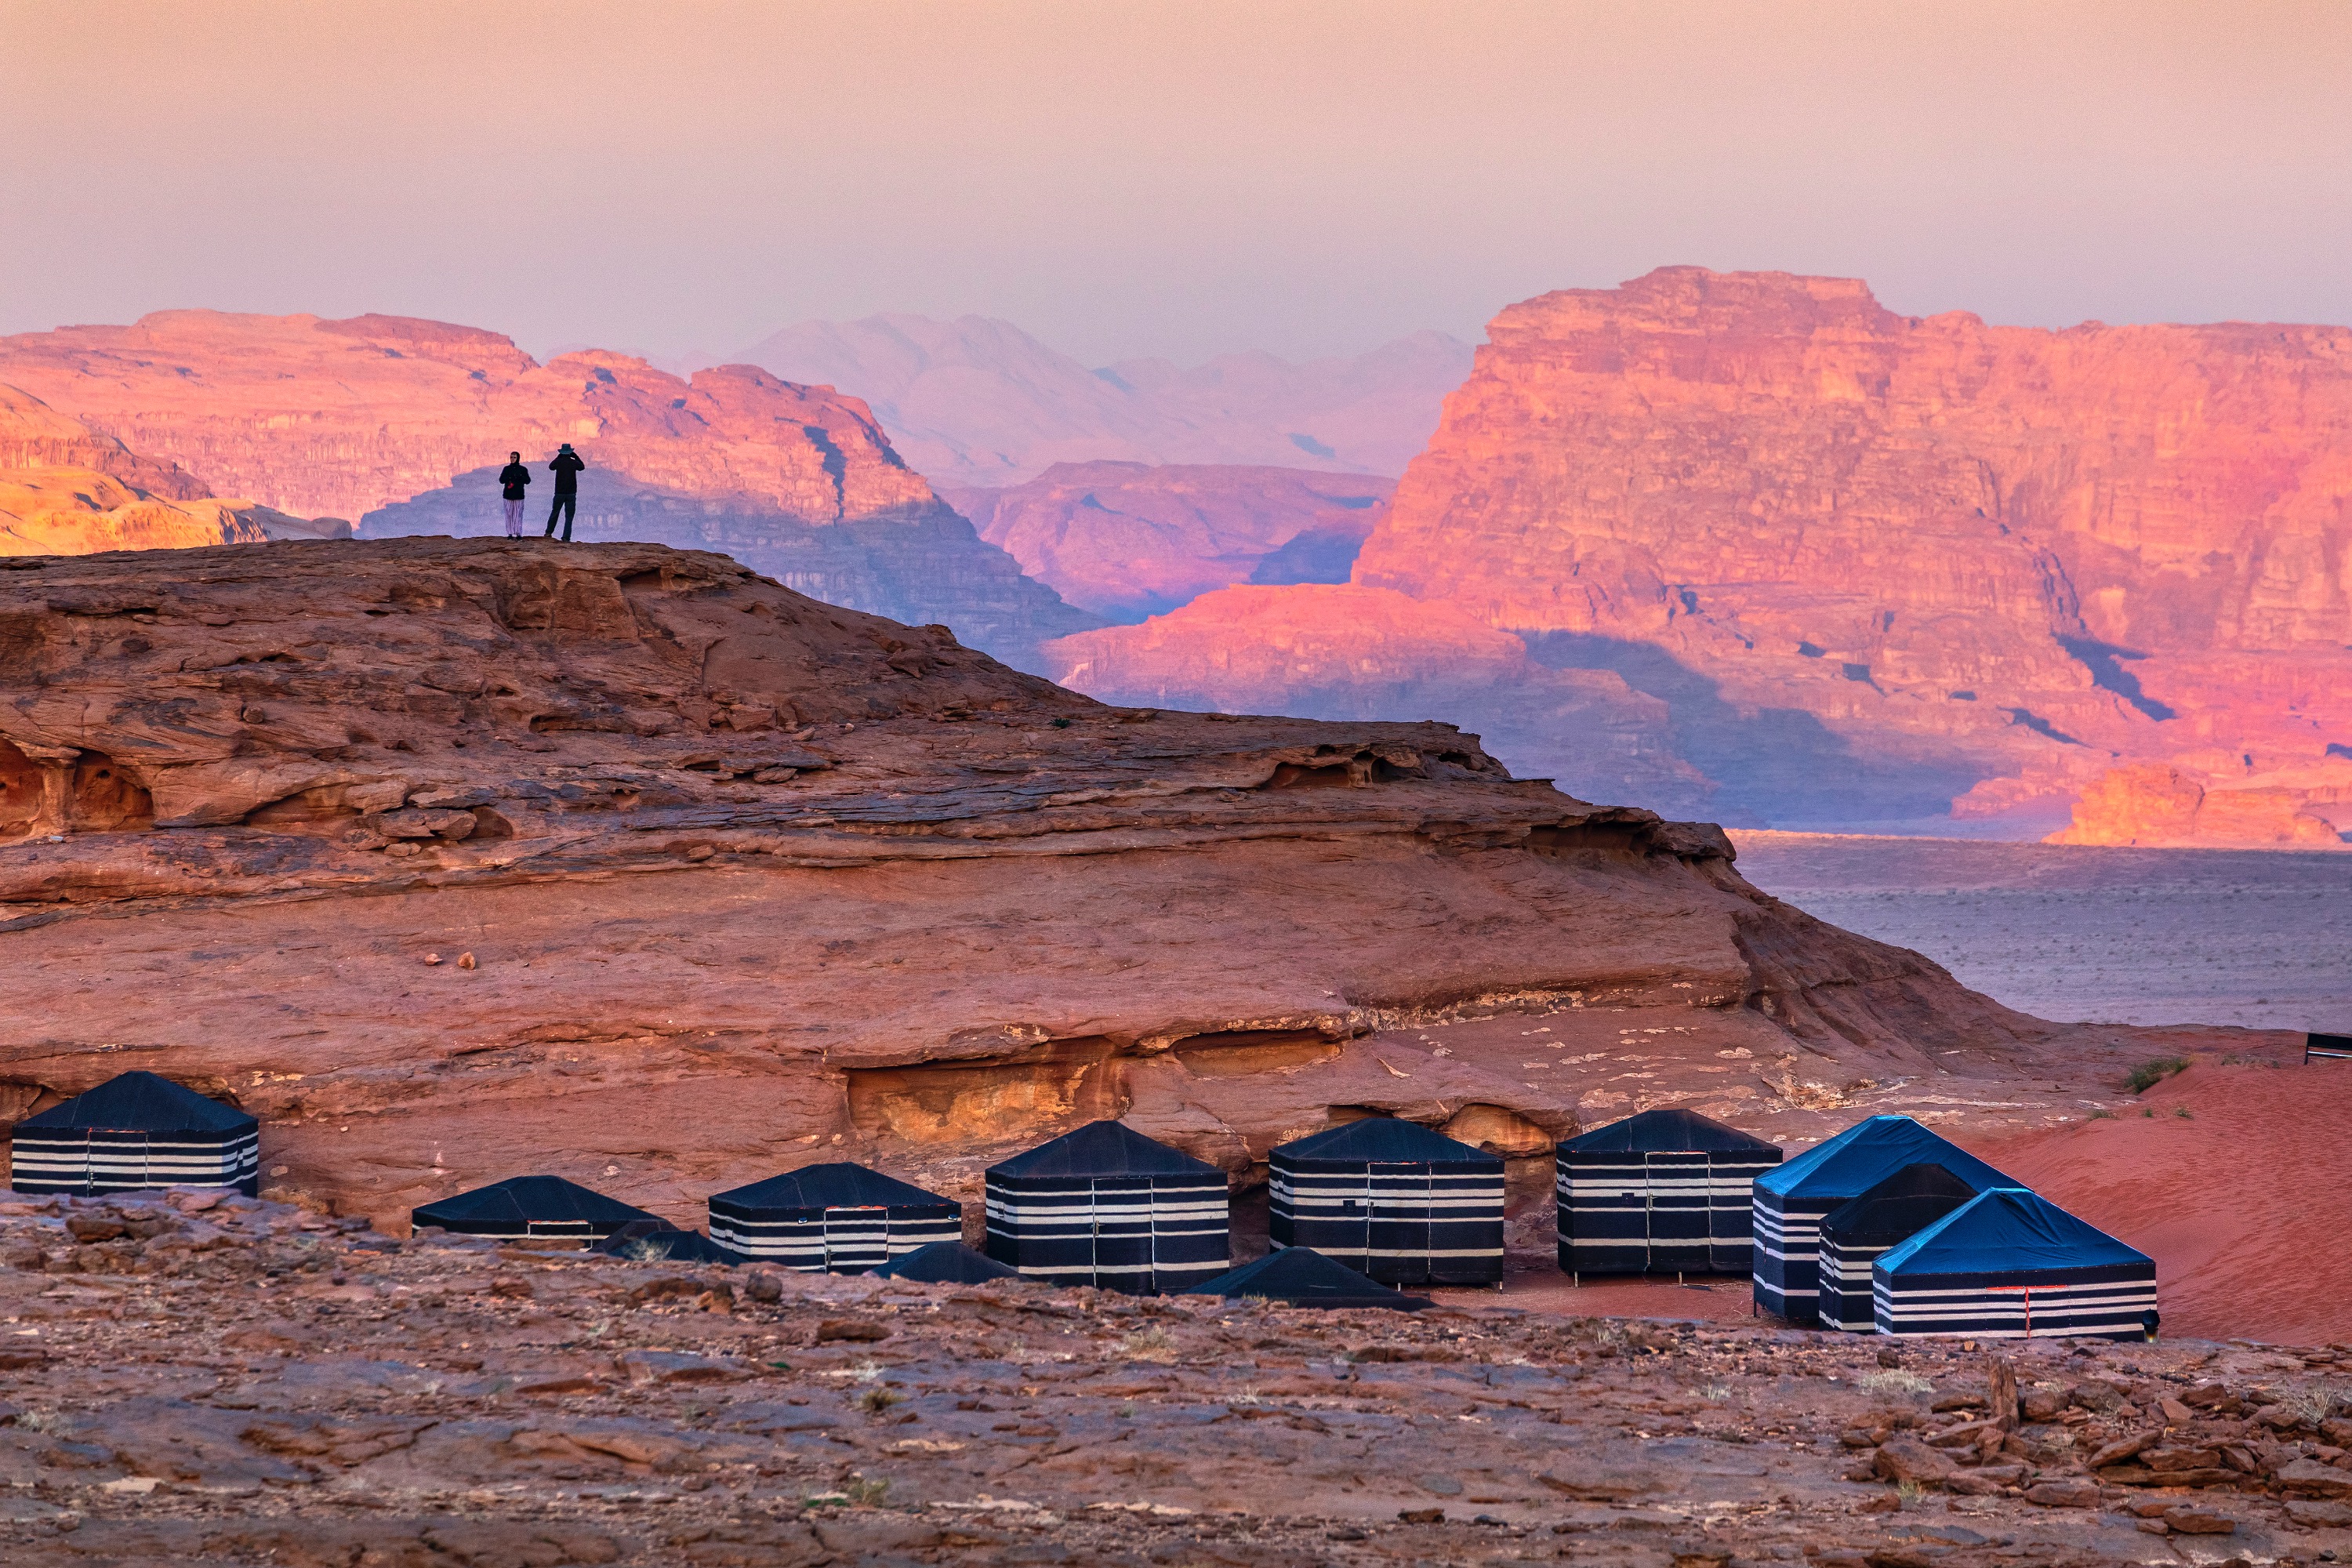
[590, 1222, 737, 1264]
[1819, 1163, 1984, 1248]
[1754, 1115, 2014, 1201]
[412, 1175, 657, 1229]
[709, 1162, 955, 1214]
[1185, 1246, 1431, 1309]
[18, 1071, 256, 1137]
[989, 1120, 1219, 1180]
[1877, 1188, 2151, 1278]
[1560, 1107, 1780, 1156]
[873, 1241, 1021, 1284]
[1272, 1117, 1497, 1167]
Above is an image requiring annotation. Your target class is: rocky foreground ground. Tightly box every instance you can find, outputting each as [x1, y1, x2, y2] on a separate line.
[5, 1191, 2352, 1566]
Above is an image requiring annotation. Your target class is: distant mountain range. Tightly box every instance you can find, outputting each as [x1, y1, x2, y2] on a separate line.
[702, 314, 1472, 486]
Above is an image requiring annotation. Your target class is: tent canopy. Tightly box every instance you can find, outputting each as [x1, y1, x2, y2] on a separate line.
[873, 1240, 1021, 1283]
[1878, 1188, 2151, 1278]
[989, 1120, 1219, 1180]
[1755, 1116, 2014, 1201]
[1820, 1163, 1983, 1248]
[710, 1163, 954, 1213]
[413, 1175, 657, 1229]
[1273, 1117, 1498, 1168]
[17, 1071, 256, 1137]
[1559, 1107, 1778, 1156]
[590, 1221, 736, 1264]
[1186, 1246, 1431, 1309]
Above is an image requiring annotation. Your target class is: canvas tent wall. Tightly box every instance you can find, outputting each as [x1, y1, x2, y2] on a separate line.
[1555, 1108, 1781, 1276]
[1875, 1188, 2158, 1340]
[9, 1071, 260, 1196]
[1814, 1163, 1984, 1331]
[707, 1163, 960, 1272]
[983, 1120, 1229, 1293]
[410, 1175, 657, 1244]
[1269, 1117, 1504, 1287]
[1751, 1115, 2016, 1326]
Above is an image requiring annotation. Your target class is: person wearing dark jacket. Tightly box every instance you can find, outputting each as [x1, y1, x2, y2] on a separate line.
[497, 452, 531, 536]
[545, 443, 585, 540]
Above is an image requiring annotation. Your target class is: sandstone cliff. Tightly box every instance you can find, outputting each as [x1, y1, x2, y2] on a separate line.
[0, 539, 2092, 1231]
[0, 312, 1093, 668]
[943, 462, 1391, 620]
[1053, 268, 2352, 839]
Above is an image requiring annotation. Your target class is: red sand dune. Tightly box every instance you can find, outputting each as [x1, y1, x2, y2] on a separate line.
[1968, 1060, 2351, 1346]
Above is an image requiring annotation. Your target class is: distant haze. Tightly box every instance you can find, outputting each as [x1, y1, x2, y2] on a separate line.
[5, 1, 2348, 365]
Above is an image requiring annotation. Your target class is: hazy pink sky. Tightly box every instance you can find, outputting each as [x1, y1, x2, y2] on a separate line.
[5, 1, 2347, 365]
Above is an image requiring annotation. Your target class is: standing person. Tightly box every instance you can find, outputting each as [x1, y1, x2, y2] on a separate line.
[497, 451, 531, 536]
[545, 442, 585, 541]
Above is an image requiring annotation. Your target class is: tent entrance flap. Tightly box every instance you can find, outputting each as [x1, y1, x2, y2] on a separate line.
[1090, 1176, 1154, 1290]
[1644, 1151, 1708, 1270]
[1369, 1162, 1432, 1286]
[824, 1206, 888, 1271]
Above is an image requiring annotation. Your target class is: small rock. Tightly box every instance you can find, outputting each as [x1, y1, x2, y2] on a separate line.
[422, 952, 441, 965]
[744, 1271, 782, 1303]
[2159, 1396, 2194, 1424]
[1396, 1508, 1444, 1524]
[1873, 1437, 1958, 1485]
[457, 952, 477, 970]
[2024, 1477, 2103, 1508]
[2164, 1508, 2236, 1535]
[64, 1218, 125, 1244]
[2277, 1458, 2352, 1497]
[815, 1319, 891, 1344]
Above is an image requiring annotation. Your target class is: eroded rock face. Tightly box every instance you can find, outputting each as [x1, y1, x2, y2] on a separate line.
[943, 462, 1392, 620]
[0, 537, 2084, 1231]
[1060, 268, 2352, 838]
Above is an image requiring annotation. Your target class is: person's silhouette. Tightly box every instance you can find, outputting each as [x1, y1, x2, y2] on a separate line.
[545, 443, 585, 540]
[497, 451, 531, 536]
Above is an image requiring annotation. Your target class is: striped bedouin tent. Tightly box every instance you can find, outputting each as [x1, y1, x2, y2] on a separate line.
[9, 1071, 260, 1196]
[1269, 1117, 1504, 1287]
[706, 1163, 961, 1273]
[984, 1120, 1229, 1293]
[1554, 1107, 1782, 1277]
[410, 1175, 658, 1245]
[1875, 1188, 2158, 1341]
[1752, 1115, 2016, 1326]
[1813, 1162, 1984, 1331]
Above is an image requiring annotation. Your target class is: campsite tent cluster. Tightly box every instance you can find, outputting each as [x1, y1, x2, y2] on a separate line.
[5, 1074, 2156, 1336]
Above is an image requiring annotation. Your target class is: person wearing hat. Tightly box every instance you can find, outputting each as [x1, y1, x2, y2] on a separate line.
[544, 443, 585, 541]
[496, 451, 531, 536]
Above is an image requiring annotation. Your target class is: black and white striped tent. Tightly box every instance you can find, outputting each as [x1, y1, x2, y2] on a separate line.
[1814, 1162, 1984, 1331]
[9, 1071, 260, 1196]
[983, 1120, 1229, 1293]
[707, 1163, 961, 1273]
[1269, 1117, 1504, 1287]
[1185, 1244, 1432, 1311]
[1875, 1188, 2158, 1341]
[1554, 1108, 1781, 1277]
[1751, 1115, 2016, 1326]
[411, 1175, 657, 1244]
[872, 1240, 1022, 1284]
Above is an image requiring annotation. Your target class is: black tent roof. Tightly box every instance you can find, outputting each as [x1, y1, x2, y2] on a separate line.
[1559, 1106, 1779, 1156]
[1272, 1117, 1497, 1167]
[709, 1162, 956, 1213]
[412, 1175, 657, 1229]
[16, 1071, 256, 1137]
[590, 1221, 737, 1264]
[1819, 1163, 1985, 1248]
[872, 1240, 1022, 1283]
[989, 1120, 1219, 1180]
[1187, 1246, 1432, 1310]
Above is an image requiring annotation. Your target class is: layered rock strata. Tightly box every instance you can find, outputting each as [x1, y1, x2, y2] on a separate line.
[1, 538, 2089, 1232]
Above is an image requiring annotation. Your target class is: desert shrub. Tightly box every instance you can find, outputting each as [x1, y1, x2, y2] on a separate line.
[1860, 1368, 1933, 1396]
[2125, 1057, 2190, 1094]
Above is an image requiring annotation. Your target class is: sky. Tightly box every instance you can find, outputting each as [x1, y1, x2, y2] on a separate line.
[5, 1, 2349, 366]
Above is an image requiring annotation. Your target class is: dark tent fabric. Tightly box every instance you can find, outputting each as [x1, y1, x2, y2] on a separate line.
[1876, 1188, 2158, 1340]
[1555, 1109, 1781, 1276]
[10, 1070, 260, 1196]
[872, 1240, 1022, 1283]
[411, 1175, 658, 1245]
[1751, 1115, 2018, 1325]
[707, 1163, 960, 1273]
[1814, 1163, 1984, 1330]
[1187, 1245, 1432, 1310]
[984, 1120, 1229, 1294]
[590, 1221, 738, 1265]
[1269, 1117, 1504, 1287]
